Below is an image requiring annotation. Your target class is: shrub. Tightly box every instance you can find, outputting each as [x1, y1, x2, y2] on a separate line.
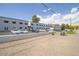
[65, 29, 76, 34]
[51, 32, 55, 35]
[60, 31, 66, 36]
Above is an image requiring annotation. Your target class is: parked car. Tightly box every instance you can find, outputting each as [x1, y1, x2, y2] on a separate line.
[11, 30, 28, 34]
[39, 29, 46, 32]
[48, 28, 55, 35]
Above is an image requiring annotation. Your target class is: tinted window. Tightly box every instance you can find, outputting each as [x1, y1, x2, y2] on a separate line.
[25, 27, 27, 29]
[12, 21, 16, 24]
[4, 20, 9, 23]
[31, 23, 33, 25]
[19, 22, 23, 24]
[20, 27, 22, 29]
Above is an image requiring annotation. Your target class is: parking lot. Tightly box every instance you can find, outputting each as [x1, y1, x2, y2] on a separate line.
[0, 32, 79, 56]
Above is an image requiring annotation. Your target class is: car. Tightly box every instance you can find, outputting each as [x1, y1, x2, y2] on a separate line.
[48, 28, 54, 32]
[48, 28, 55, 35]
[39, 29, 46, 32]
[11, 30, 28, 34]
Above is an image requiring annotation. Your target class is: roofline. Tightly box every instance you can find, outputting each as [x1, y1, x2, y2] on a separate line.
[0, 16, 28, 22]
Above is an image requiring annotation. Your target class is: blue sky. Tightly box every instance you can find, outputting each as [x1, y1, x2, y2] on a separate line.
[0, 3, 79, 21]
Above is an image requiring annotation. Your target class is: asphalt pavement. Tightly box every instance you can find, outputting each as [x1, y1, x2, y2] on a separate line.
[0, 32, 49, 43]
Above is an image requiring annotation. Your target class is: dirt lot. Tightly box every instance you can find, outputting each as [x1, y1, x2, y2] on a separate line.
[0, 33, 79, 56]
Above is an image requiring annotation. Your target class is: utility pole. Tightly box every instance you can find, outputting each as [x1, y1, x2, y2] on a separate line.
[70, 18, 72, 25]
[70, 18, 72, 29]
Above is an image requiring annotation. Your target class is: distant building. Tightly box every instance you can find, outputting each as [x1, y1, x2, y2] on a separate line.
[53, 24, 61, 31]
[0, 16, 53, 32]
[30, 22, 52, 32]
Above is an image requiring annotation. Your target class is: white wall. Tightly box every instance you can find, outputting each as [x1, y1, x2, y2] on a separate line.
[0, 16, 28, 31]
[31, 22, 52, 31]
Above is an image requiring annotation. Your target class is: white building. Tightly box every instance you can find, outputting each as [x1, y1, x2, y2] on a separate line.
[53, 24, 61, 31]
[0, 16, 28, 31]
[0, 16, 53, 32]
[30, 22, 52, 32]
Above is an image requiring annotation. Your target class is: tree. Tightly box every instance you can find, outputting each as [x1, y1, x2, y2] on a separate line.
[65, 24, 70, 29]
[32, 15, 40, 23]
[61, 24, 65, 30]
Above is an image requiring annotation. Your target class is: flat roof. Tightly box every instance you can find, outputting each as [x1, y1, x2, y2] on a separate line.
[0, 16, 28, 22]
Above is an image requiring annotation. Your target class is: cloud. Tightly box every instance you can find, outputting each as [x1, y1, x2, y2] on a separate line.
[63, 8, 79, 24]
[48, 8, 52, 11]
[43, 8, 52, 13]
[38, 13, 63, 24]
[71, 8, 78, 13]
[39, 7, 79, 25]
[43, 10, 47, 12]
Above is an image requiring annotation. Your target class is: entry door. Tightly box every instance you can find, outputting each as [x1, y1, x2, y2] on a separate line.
[4, 27, 8, 31]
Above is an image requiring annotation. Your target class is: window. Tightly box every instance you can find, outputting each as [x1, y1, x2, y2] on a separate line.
[19, 22, 23, 24]
[4, 20, 9, 23]
[40, 25, 41, 26]
[12, 21, 16, 24]
[19, 27, 22, 29]
[25, 27, 27, 29]
[25, 23, 28, 25]
[31, 23, 33, 25]
[36, 24, 38, 25]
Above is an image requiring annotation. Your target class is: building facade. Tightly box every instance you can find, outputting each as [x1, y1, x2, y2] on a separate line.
[0, 16, 53, 32]
[53, 24, 61, 31]
[0, 16, 28, 31]
[30, 22, 52, 32]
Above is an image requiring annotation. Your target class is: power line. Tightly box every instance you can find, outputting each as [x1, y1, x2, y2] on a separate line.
[41, 3, 57, 13]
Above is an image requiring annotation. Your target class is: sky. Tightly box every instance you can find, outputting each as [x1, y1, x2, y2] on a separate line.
[0, 3, 79, 24]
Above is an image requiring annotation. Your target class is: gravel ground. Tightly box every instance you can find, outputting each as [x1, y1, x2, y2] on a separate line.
[0, 33, 79, 56]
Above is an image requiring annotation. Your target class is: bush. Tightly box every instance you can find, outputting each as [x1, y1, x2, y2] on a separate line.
[60, 31, 66, 36]
[51, 32, 55, 35]
[65, 29, 76, 34]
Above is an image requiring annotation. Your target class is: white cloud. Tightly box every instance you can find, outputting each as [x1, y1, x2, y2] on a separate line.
[38, 13, 63, 24]
[71, 8, 78, 13]
[39, 7, 79, 25]
[63, 8, 79, 24]
[43, 10, 47, 12]
[48, 8, 52, 11]
[43, 8, 52, 13]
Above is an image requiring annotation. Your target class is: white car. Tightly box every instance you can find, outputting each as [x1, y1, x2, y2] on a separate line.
[39, 30, 46, 32]
[22, 30, 28, 33]
[11, 30, 28, 34]
[48, 28, 54, 32]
